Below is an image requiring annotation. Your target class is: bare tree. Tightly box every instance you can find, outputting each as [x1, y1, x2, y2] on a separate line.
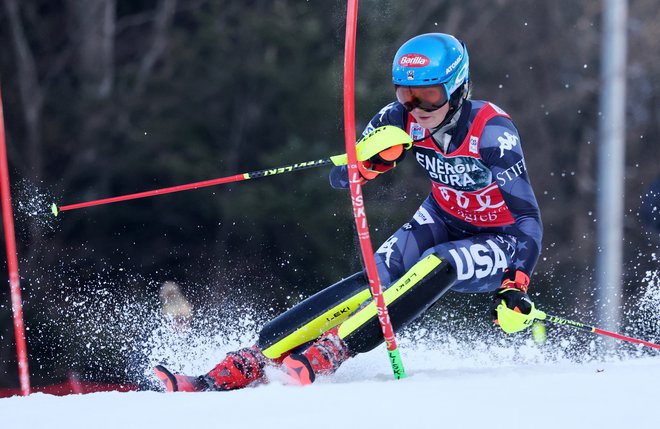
[3, 0, 44, 180]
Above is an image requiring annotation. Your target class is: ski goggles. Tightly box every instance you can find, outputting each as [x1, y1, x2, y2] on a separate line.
[395, 84, 448, 112]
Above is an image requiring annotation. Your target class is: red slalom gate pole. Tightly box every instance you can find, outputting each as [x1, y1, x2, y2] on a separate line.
[343, 0, 405, 379]
[0, 86, 31, 395]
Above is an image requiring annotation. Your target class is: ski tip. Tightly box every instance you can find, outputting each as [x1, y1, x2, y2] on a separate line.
[50, 203, 59, 217]
[282, 354, 315, 386]
[154, 365, 177, 392]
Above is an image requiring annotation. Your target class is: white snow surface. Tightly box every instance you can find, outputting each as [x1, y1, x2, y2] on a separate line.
[1, 348, 658, 429]
[2, 267, 658, 428]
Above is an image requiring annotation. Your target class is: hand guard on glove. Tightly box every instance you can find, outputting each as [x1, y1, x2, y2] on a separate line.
[491, 269, 536, 334]
[357, 144, 407, 183]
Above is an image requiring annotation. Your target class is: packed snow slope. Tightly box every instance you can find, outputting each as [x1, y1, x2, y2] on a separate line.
[1, 348, 658, 429]
[2, 267, 658, 428]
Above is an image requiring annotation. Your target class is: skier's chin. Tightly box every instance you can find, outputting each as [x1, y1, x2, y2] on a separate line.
[414, 116, 442, 129]
[411, 109, 446, 129]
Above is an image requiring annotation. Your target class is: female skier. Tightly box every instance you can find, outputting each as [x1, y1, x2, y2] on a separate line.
[155, 32, 543, 391]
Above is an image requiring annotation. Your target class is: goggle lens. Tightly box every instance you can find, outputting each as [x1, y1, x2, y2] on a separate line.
[395, 85, 448, 112]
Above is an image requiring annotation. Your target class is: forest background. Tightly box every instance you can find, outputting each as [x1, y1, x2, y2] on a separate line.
[0, 0, 658, 388]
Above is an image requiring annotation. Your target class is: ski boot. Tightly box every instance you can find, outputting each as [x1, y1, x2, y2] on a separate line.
[283, 328, 350, 385]
[154, 345, 267, 392]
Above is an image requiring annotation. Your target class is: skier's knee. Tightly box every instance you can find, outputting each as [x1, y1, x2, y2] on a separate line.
[339, 254, 456, 354]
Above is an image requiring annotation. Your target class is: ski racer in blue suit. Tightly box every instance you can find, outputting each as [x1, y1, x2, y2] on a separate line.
[330, 95, 542, 295]
[155, 33, 544, 392]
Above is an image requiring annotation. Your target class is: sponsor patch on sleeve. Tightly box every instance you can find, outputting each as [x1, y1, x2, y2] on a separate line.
[412, 206, 434, 225]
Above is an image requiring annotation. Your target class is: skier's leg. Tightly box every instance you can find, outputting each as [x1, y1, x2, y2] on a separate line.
[155, 232, 516, 391]
[340, 233, 517, 354]
[283, 232, 518, 383]
[284, 252, 457, 383]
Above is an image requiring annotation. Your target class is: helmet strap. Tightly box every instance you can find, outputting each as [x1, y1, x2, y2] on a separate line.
[413, 121, 444, 143]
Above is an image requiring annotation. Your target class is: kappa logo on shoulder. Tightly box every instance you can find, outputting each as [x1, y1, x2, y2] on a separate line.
[497, 132, 519, 158]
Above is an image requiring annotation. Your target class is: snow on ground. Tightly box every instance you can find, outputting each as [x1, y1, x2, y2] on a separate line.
[1, 348, 658, 429]
[2, 266, 658, 428]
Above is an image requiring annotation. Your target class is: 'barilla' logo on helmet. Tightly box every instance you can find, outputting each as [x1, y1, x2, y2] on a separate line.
[399, 54, 430, 67]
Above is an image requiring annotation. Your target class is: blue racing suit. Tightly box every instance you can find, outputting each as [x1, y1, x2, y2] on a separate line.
[329, 100, 543, 293]
[256, 99, 543, 359]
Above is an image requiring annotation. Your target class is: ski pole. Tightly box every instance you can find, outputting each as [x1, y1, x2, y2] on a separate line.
[50, 125, 412, 216]
[534, 309, 660, 349]
[50, 157, 338, 216]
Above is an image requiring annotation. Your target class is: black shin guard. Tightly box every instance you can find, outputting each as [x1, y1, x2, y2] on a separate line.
[257, 253, 456, 360]
[257, 271, 370, 359]
[339, 254, 456, 354]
